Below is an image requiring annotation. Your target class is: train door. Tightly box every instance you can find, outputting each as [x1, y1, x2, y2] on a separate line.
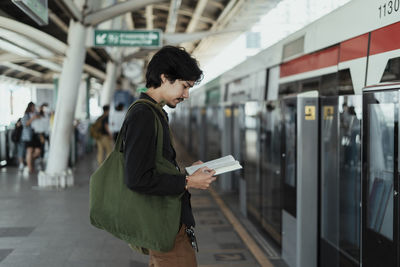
[205, 105, 222, 161]
[362, 87, 400, 267]
[220, 104, 234, 192]
[188, 107, 196, 156]
[232, 104, 243, 193]
[243, 101, 262, 223]
[281, 96, 298, 267]
[197, 107, 207, 161]
[259, 100, 283, 245]
[319, 95, 361, 267]
[281, 92, 319, 267]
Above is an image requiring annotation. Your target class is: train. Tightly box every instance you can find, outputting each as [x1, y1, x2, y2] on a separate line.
[169, 0, 400, 266]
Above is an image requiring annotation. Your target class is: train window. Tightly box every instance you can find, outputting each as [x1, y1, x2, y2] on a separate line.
[282, 36, 305, 60]
[381, 57, 400, 82]
[301, 80, 319, 93]
[320, 73, 338, 96]
[278, 81, 299, 96]
[338, 69, 354, 95]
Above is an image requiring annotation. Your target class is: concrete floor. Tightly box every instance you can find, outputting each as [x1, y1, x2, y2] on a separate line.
[0, 149, 263, 267]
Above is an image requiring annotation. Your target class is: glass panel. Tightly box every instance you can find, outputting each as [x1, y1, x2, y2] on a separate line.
[283, 101, 296, 187]
[367, 101, 394, 240]
[244, 102, 261, 220]
[260, 101, 283, 243]
[320, 96, 362, 266]
[206, 106, 222, 161]
[339, 96, 362, 261]
[321, 98, 340, 246]
[190, 108, 198, 156]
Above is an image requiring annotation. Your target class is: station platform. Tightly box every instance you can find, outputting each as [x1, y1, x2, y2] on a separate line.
[0, 141, 286, 267]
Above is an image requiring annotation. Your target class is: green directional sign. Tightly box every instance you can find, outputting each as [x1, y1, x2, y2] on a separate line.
[94, 30, 162, 47]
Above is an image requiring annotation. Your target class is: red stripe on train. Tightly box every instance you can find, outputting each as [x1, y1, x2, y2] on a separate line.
[339, 33, 369, 62]
[280, 22, 400, 78]
[370, 21, 400, 55]
[280, 46, 339, 78]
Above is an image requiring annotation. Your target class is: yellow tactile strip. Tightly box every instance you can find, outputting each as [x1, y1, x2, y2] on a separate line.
[173, 137, 273, 267]
[208, 188, 274, 267]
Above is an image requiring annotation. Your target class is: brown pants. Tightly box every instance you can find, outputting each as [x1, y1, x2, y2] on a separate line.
[149, 225, 197, 267]
[96, 135, 113, 165]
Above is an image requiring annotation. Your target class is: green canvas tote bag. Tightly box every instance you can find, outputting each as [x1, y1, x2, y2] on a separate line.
[89, 99, 183, 254]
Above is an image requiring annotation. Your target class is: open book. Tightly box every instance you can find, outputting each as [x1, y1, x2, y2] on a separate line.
[185, 155, 242, 176]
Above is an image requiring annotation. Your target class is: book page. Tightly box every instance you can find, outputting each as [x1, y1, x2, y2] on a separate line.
[185, 155, 242, 175]
[214, 161, 242, 176]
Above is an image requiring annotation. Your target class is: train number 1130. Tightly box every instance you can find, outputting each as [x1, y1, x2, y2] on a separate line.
[378, 0, 400, 18]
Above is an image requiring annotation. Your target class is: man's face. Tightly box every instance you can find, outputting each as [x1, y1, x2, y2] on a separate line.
[160, 76, 194, 108]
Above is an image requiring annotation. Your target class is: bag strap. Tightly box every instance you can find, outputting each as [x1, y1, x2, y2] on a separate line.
[115, 99, 169, 153]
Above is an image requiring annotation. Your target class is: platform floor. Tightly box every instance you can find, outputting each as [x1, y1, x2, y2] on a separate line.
[0, 141, 283, 267]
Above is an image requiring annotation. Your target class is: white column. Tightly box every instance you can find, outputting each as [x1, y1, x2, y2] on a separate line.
[100, 61, 118, 106]
[75, 80, 87, 120]
[40, 20, 87, 187]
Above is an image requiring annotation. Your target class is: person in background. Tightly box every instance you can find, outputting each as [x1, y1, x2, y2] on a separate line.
[31, 103, 50, 170]
[96, 105, 113, 165]
[11, 118, 25, 171]
[109, 103, 126, 142]
[21, 102, 41, 175]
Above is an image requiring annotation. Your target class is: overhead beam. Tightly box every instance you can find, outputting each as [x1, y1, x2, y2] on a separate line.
[153, 5, 215, 24]
[49, 10, 69, 33]
[208, 0, 224, 10]
[0, 53, 35, 62]
[48, 10, 104, 65]
[59, 0, 83, 22]
[166, 0, 182, 33]
[83, 64, 106, 80]
[146, 5, 154, 30]
[0, 16, 67, 55]
[125, 12, 135, 30]
[186, 0, 208, 33]
[0, 62, 42, 77]
[84, 0, 166, 26]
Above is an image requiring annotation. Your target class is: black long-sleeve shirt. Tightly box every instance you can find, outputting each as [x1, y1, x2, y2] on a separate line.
[123, 93, 195, 227]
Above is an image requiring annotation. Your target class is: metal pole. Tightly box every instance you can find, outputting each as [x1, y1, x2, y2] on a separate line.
[40, 20, 87, 187]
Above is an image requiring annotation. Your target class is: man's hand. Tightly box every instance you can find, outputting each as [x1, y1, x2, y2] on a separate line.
[191, 160, 203, 166]
[186, 167, 216, 190]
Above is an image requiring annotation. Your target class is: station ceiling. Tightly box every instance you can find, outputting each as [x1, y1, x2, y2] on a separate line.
[0, 0, 279, 85]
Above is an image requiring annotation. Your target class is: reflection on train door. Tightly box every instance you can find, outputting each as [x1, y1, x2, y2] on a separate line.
[320, 95, 361, 267]
[260, 100, 283, 244]
[362, 89, 399, 267]
[244, 102, 262, 223]
[281, 96, 298, 267]
[281, 97, 297, 217]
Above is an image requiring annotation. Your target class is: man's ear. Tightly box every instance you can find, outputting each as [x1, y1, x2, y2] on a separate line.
[160, 74, 167, 84]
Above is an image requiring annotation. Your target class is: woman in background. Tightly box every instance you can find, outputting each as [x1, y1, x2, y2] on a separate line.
[21, 102, 41, 174]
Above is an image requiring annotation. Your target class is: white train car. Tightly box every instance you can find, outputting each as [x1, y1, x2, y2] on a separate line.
[173, 0, 400, 266]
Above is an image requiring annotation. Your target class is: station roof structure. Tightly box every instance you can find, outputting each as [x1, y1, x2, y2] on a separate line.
[0, 0, 280, 85]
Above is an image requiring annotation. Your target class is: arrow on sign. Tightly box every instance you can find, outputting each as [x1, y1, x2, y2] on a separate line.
[96, 33, 107, 44]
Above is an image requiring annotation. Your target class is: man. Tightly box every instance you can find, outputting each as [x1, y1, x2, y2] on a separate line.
[96, 105, 113, 164]
[124, 46, 216, 267]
